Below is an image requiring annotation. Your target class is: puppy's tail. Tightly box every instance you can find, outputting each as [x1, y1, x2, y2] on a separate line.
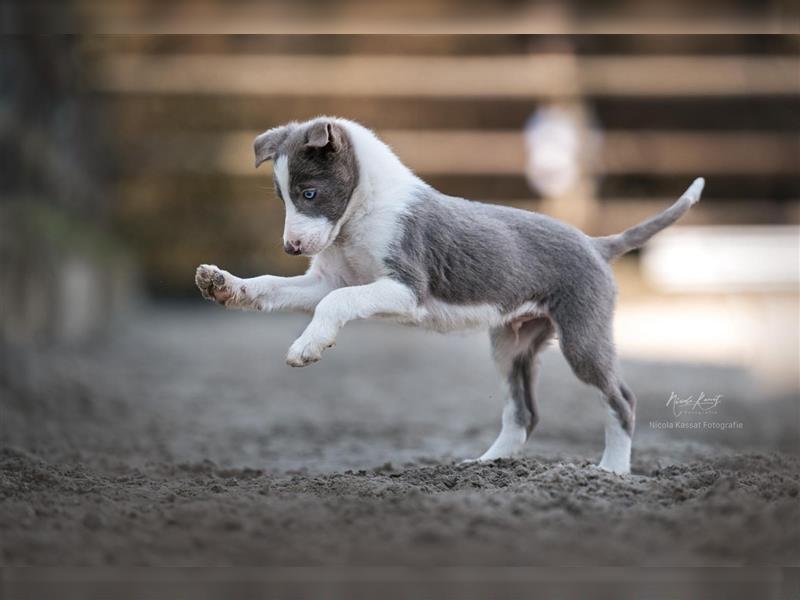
[593, 177, 705, 261]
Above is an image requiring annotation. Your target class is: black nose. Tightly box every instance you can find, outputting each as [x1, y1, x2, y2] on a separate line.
[284, 240, 302, 255]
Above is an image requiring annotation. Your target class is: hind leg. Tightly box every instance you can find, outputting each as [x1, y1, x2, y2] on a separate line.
[554, 305, 636, 474]
[472, 318, 554, 462]
[598, 382, 637, 473]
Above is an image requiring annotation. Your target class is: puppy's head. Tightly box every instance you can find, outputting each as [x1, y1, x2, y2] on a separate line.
[254, 118, 359, 256]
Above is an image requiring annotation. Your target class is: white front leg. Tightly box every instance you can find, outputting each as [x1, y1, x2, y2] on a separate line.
[195, 264, 339, 313]
[286, 278, 417, 367]
[241, 273, 339, 313]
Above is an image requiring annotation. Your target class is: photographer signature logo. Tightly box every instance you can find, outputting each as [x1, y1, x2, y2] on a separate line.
[651, 392, 741, 431]
[666, 392, 723, 417]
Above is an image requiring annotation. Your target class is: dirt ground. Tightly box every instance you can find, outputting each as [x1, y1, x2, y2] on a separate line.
[1, 306, 798, 571]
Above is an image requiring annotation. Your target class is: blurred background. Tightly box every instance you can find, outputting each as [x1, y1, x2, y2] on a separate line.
[1, 0, 800, 581]
[2, 13, 798, 383]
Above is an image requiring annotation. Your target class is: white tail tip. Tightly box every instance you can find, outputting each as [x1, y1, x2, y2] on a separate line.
[683, 177, 705, 205]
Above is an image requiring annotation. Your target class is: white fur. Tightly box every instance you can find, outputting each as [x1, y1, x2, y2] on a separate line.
[273, 154, 290, 199]
[286, 278, 417, 366]
[475, 400, 528, 462]
[683, 177, 705, 206]
[275, 119, 421, 273]
[467, 317, 548, 463]
[329, 119, 420, 274]
[195, 265, 338, 314]
[413, 299, 544, 334]
[598, 408, 632, 474]
[283, 200, 336, 256]
[205, 122, 424, 317]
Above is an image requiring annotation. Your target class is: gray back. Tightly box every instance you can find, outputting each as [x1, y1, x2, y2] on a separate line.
[384, 186, 614, 313]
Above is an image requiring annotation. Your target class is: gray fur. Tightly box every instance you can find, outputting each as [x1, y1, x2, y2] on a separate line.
[256, 119, 360, 223]
[385, 185, 655, 434]
[385, 185, 614, 313]
[594, 177, 705, 260]
[491, 318, 555, 436]
[254, 123, 296, 167]
[509, 354, 533, 428]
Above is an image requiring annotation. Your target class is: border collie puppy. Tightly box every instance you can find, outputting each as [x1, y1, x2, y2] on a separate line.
[196, 117, 704, 474]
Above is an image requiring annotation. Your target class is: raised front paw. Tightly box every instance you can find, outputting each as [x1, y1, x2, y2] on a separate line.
[286, 335, 335, 368]
[195, 264, 241, 306]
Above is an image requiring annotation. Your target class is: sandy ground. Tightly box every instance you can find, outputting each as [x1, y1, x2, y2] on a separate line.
[1, 306, 798, 573]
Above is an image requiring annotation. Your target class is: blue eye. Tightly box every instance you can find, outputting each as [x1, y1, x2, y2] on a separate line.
[302, 189, 316, 200]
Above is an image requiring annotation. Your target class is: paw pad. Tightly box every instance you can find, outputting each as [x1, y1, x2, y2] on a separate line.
[195, 264, 233, 304]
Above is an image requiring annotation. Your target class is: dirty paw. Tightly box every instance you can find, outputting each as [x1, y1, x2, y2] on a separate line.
[195, 264, 238, 305]
[286, 337, 335, 367]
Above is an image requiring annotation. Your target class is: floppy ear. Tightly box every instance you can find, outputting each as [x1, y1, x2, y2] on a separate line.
[305, 121, 341, 151]
[254, 124, 294, 167]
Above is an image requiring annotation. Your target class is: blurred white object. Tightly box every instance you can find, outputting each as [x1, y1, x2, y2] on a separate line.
[524, 105, 601, 199]
[642, 225, 800, 292]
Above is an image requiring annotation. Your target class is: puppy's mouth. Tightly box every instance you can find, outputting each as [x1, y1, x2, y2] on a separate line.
[284, 210, 350, 257]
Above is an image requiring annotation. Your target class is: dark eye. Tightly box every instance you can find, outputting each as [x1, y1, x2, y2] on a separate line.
[302, 189, 317, 200]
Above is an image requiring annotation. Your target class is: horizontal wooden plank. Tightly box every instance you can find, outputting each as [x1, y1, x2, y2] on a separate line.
[84, 34, 800, 57]
[74, 0, 797, 34]
[95, 93, 800, 133]
[92, 54, 800, 97]
[122, 130, 800, 176]
[599, 131, 800, 176]
[597, 173, 800, 201]
[595, 199, 799, 232]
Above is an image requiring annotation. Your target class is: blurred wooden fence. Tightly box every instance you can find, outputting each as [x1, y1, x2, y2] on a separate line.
[78, 33, 800, 294]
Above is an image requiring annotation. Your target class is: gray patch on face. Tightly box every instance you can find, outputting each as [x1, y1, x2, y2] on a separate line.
[272, 119, 359, 223]
[384, 186, 614, 313]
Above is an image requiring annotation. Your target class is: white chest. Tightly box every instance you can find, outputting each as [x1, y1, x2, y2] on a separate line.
[314, 242, 384, 288]
[341, 245, 384, 285]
